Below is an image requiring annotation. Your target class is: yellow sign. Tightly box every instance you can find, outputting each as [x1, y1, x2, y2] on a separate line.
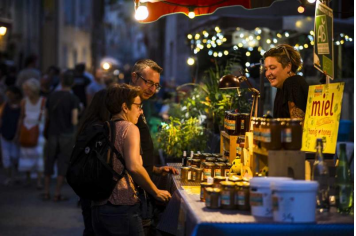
[302, 83, 344, 154]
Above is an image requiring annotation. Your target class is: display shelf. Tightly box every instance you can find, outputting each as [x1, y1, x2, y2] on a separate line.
[220, 131, 238, 164]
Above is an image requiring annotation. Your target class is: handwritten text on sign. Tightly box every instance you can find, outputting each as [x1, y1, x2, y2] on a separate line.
[302, 83, 344, 154]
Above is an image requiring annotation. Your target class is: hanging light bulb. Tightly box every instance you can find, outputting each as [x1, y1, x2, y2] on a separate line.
[187, 57, 195, 65]
[298, 5, 305, 14]
[188, 7, 195, 19]
[307, 0, 316, 3]
[135, 2, 149, 21]
[0, 26, 7, 36]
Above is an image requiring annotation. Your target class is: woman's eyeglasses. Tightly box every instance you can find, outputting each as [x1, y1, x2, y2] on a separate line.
[136, 73, 161, 91]
[132, 103, 143, 110]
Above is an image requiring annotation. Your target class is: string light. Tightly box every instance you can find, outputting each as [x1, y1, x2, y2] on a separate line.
[135, 2, 149, 20]
[298, 5, 305, 14]
[188, 8, 195, 19]
[187, 57, 195, 65]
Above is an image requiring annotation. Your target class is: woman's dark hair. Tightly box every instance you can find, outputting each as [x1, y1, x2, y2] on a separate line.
[76, 89, 110, 140]
[105, 83, 142, 115]
[263, 44, 302, 73]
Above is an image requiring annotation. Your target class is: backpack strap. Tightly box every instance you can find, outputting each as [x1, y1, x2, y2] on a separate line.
[95, 150, 126, 180]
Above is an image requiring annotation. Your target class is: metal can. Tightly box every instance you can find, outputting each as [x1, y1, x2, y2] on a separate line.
[235, 182, 250, 210]
[220, 181, 237, 209]
[205, 187, 221, 209]
[181, 166, 191, 183]
[200, 182, 213, 202]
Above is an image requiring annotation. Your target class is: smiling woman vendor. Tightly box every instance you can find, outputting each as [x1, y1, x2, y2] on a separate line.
[263, 44, 309, 119]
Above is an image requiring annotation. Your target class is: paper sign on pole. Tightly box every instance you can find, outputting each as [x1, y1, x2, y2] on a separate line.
[314, 0, 334, 79]
[302, 83, 344, 154]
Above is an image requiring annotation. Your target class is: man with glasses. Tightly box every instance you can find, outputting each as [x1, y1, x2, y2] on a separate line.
[130, 59, 178, 236]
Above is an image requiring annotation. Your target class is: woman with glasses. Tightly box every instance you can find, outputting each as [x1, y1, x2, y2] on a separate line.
[263, 44, 309, 119]
[91, 83, 171, 236]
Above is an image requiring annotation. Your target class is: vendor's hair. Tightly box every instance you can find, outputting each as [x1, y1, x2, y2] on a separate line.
[105, 83, 142, 115]
[131, 59, 163, 74]
[263, 44, 302, 73]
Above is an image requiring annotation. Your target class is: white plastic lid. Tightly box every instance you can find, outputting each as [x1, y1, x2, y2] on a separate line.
[183, 151, 187, 156]
[250, 177, 292, 188]
[207, 177, 214, 184]
[271, 180, 319, 192]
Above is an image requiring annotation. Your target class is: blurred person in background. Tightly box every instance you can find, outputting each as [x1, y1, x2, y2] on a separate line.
[0, 86, 22, 185]
[43, 70, 80, 202]
[16, 55, 41, 88]
[17, 78, 46, 189]
[86, 69, 106, 106]
[40, 65, 61, 97]
[72, 63, 91, 111]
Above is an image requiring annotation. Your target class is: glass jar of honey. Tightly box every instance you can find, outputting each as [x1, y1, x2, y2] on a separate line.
[190, 159, 201, 168]
[213, 176, 226, 188]
[214, 162, 225, 177]
[203, 162, 215, 180]
[236, 113, 250, 135]
[235, 182, 250, 210]
[220, 181, 237, 209]
[226, 112, 238, 135]
[200, 182, 213, 202]
[180, 166, 191, 183]
[205, 187, 221, 209]
[282, 118, 303, 150]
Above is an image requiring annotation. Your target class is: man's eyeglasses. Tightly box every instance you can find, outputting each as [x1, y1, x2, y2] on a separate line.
[136, 73, 161, 91]
[132, 103, 143, 110]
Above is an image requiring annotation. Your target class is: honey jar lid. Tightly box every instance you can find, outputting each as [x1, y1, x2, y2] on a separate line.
[205, 187, 221, 193]
[228, 176, 242, 182]
[214, 162, 225, 167]
[181, 167, 191, 170]
[236, 182, 250, 187]
[214, 176, 226, 181]
[200, 182, 213, 187]
[204, 162, 215, 167]
[220, 181, 236, 187]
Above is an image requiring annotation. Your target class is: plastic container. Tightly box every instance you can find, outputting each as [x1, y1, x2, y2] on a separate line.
[271, 180, 319, 223]
[249, 177, 292, 218]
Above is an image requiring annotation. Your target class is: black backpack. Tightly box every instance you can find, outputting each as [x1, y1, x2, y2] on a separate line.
[66, 119, 126, 201]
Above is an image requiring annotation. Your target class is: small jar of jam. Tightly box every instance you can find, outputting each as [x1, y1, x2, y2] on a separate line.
[220, 181, 237, 209]
[205, 187, 221, 209]
[214, 162, 225, 177]
[224, 163, 232, 177]
[181, 166, 191, 183]
[226, 112, 238, 135]
[213, 176, 226, 188]
[191, 159, 201, 168]
[236, 113, 250, 135]
[235, 182, 250, 210]
[203, 162, 215, 180]
[200, 182, 213, 202]
[205, 157, 216, 163]
[282, 118, 303, 150]
[269, 119, 282, 150]
[194, 168, 204, 183]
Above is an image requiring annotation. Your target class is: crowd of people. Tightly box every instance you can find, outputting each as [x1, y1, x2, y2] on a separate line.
[0, 55, 179, 236]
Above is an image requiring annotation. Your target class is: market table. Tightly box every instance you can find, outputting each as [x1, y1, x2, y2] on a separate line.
[157, 163, 354, 236]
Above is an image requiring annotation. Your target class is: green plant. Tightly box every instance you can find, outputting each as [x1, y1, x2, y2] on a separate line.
[156, 117, 206, 158]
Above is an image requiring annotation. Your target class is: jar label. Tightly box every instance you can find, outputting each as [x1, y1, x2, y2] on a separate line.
[204, 168, 212, 179]
[214, 169, 221, 177]
[236, 191, 245, 205]
[192, 171, 196, 181]
[221, 191, 230, 205]
[241, 120, 245, 130]
[260, 128, 265, 142]
[250, 192, 263, 206]
[264, 128, 271, 143]
[272, 196, 279, 211]
[206, 195, 211, 207]
[226, 120, 236, 130]
[283, 128, 292, 143]
[187, 171, 191, 180]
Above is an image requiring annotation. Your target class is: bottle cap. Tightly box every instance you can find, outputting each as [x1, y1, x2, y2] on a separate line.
[183, 151, 186, 156]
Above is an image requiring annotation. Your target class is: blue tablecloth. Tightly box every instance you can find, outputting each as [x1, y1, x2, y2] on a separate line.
[157, 163, 354, 236]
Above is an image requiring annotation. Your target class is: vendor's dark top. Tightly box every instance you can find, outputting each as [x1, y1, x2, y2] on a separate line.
[46, 90, 80, 135]
[273, 75, 309, 118]
[136, 114, 154, 176]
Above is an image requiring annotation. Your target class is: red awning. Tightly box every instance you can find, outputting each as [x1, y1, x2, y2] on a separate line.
[135, 0, 276, 23]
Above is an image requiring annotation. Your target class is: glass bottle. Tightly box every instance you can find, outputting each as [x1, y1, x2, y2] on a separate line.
[182, 150, 187, 167]
[335, 143, 353, 214]
[312, 138, 330, 213]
